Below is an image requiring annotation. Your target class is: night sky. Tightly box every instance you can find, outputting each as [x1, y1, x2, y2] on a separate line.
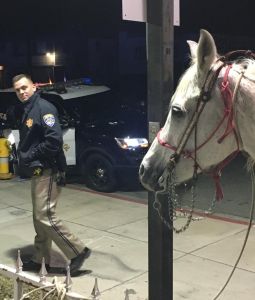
[179, 0, 255, 37]
[1, 0, 255, 87]
[1, 0, 254, 37]
[0, 0, 122, 37]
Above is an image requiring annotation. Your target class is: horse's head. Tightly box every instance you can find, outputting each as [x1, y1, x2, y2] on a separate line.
[140, 29, 239, 192]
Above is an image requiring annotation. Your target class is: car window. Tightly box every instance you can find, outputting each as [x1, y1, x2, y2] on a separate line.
[40, 92, 73, 129]
[0, 92, 23, 129]
[63, 90, 119, 122]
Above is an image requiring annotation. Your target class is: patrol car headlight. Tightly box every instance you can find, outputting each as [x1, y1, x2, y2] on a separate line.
[115, 137, 149, 149]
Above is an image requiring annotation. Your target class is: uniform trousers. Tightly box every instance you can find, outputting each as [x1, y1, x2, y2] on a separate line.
[31, 169, 85, 264]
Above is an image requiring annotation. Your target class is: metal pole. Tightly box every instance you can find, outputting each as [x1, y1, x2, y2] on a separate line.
[146, 0, 174, 299]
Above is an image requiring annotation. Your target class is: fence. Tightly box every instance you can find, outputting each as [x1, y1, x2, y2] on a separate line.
[0, 250, 135, 300]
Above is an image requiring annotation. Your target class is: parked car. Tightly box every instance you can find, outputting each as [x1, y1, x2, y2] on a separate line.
[0, 79, 148, 192]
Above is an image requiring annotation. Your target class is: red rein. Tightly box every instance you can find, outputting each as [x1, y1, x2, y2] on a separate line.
[157, 65, 240, 201]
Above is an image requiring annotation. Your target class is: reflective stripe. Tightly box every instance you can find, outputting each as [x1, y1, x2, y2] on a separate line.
[46, 173, 80, 256]
[0, 157, 8, 163]
[0, 157, 9, 173]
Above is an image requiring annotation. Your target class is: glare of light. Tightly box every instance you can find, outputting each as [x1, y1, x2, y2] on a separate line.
[46, 52, 56, 65]
[115, 137, 149, 149]
[0, 65, 4, 70]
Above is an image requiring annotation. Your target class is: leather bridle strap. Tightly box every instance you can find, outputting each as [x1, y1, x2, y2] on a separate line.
[167, 49, 254, 164]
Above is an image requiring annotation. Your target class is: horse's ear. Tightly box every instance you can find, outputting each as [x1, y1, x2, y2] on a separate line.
[197, 29, 217, 74]
[187, 40, 198, 62]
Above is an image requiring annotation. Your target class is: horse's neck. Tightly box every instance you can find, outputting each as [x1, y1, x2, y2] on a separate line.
[233, 72, 255, 160]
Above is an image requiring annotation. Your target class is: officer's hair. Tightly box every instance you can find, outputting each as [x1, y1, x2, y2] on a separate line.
[12, 74, 33, 85]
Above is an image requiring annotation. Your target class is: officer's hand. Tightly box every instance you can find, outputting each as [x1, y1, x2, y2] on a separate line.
[22, 149, 38, 166]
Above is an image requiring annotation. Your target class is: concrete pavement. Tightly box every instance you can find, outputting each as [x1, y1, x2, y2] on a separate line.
[0, 175, 255, 299]
[0, 177, 148, 299]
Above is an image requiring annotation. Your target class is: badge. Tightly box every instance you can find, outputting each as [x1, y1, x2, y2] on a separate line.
[26, 118, 33, 128]
[43, 114, 55, 127]
[33, 167, 43, 176]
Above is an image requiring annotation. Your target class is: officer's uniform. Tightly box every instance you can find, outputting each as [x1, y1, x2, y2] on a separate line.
[18, 91, 85, 264]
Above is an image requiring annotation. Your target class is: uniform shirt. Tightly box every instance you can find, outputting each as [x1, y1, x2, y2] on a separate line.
[18, 92, 64, 170]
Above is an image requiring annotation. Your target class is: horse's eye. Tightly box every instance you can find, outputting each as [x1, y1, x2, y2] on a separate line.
[172, 106, 185, 118]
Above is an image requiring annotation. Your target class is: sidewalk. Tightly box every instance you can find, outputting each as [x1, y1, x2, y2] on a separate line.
[173, 215, 255, 299]
[0, 177, 255, 299]
[0, 178, 148, 300]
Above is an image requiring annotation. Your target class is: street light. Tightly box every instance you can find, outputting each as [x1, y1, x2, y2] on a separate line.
[46, 52, 56, 83]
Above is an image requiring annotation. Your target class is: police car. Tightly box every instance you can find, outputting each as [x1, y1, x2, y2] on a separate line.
[0, 79, 148, 192]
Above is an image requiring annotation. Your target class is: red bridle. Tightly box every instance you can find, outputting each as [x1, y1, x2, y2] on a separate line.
[157, 64, 241, 201]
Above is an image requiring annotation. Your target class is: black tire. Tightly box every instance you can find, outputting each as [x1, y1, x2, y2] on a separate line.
[83, 153, 117, 192]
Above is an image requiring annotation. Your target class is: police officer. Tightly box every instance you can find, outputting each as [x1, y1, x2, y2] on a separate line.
[12, 74, 91, 275]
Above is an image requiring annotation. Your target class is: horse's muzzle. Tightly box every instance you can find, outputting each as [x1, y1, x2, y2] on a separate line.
[139, 163, 166, 192]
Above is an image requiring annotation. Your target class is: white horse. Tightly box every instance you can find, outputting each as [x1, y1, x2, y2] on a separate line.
[139, 29, 255, 194]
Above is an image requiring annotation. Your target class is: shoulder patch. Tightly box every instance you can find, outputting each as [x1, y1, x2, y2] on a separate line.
[43, 114, 55, 127]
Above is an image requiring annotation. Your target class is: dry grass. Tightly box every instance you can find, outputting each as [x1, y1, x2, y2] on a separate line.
[0, 275, 59, 299]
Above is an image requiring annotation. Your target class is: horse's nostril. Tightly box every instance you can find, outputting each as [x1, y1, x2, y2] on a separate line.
[139, 164, 145, 176]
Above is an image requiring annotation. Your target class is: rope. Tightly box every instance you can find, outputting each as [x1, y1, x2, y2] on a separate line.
[20, 276, 67, 300]
[212, 166, 255, 300]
